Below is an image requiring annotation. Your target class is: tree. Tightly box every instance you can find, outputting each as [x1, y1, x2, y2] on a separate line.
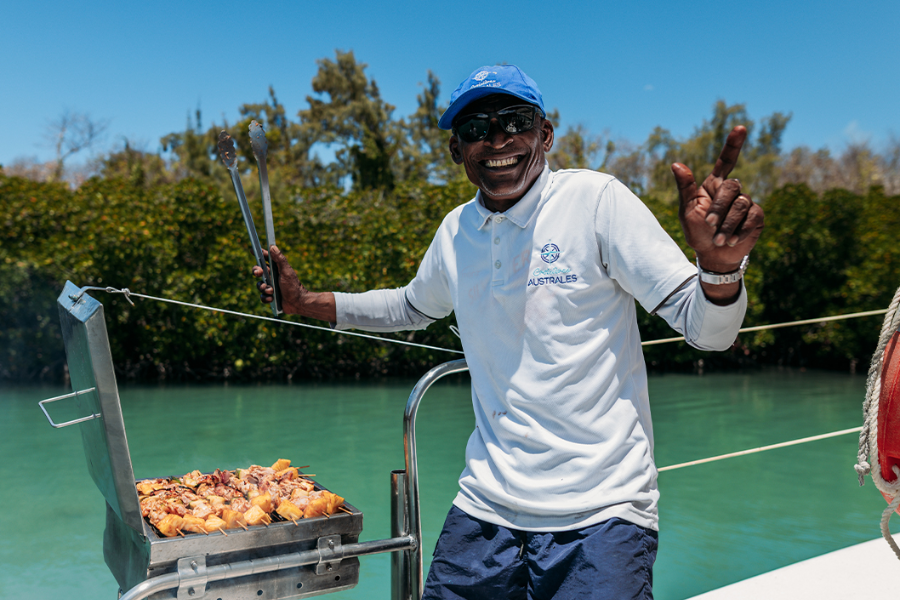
[44, 110, 109, 182]
[297, 50, 399, 191]
[100, 140, 173, 188]
[547, 122, 613, 172]
[779, 139, 900, 197]
[604, 139, 649, 196]
[395, 71, 457, 184]
[160, 108, 218, 181]
[636, 101, 790, 203]
[1, 157, 55, 182]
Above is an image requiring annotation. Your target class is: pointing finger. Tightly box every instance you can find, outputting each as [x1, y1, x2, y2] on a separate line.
[709, 126, 747, 183]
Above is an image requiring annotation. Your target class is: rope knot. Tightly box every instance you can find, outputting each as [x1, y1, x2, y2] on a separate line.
[855, 461, 871, 486]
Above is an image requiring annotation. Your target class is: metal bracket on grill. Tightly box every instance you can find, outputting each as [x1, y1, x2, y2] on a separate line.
[176, 556, 208, 599]
[38, 387, 99, 428]
[316, 535, 344, 575]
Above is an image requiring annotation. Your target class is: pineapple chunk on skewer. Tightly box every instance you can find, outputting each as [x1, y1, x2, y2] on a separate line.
[271, 458, 291, 471]
[205, 515, 227, 532]
[250, 492, 275, 514]
[221, 508, 248, 530]
[156, 514, 184, 537]
[276, 501, 303, 522]
[244, 505, 272, 526]
[182, 515, 209, 534]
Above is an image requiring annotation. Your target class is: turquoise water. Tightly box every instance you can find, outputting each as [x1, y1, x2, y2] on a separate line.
[1, 369, 896, 599]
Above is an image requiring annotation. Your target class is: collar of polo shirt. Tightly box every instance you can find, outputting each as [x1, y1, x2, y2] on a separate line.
[474, 163, 552, 230]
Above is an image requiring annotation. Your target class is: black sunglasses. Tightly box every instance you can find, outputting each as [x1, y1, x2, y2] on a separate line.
[453, 105, 543, 143]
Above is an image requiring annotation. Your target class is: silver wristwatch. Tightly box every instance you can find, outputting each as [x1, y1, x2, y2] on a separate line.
[696, 255, 749, 285]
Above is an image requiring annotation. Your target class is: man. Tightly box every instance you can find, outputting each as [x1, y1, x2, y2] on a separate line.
[254, 65, 763, 599]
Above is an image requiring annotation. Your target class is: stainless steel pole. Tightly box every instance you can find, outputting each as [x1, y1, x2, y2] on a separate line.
[391, 469, 410, 600]
[404, 359, 469, 600]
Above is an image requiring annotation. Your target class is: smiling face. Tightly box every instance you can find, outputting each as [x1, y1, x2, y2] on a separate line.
[449, 94, 554, 213]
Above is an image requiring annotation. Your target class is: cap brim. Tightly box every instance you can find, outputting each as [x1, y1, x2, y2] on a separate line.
[438, 88, 540, 130]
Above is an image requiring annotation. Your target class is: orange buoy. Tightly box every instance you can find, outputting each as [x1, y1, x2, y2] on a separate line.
[878, 331, 900, 513]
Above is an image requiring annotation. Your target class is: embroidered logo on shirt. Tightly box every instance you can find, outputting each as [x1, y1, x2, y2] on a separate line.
[540, 243, 560, 263]
[529, 245, 578, 287]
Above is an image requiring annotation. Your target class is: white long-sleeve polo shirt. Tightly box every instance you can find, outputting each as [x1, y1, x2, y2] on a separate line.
[334, 166, 746, 532]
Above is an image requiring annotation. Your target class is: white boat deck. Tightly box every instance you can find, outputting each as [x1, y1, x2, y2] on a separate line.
[687, 534, 899, 599]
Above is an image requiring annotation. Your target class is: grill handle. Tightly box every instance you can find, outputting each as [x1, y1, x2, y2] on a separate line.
[38, 387, 99, 428]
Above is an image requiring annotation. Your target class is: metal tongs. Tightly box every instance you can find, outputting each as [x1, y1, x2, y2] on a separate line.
[249, 121, 282, 315]
[217, 125, 282, 316]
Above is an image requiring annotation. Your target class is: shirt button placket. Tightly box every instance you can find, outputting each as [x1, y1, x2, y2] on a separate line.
[492, 215, 504, 287]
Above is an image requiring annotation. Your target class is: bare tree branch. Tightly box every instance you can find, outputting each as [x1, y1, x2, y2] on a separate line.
[44, 110, 110, 181]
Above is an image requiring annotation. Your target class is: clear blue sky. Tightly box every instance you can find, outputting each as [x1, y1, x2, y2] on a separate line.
[3, 0, 898, 168]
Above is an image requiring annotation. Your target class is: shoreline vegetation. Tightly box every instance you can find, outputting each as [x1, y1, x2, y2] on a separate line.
[2, 51, 899, 383]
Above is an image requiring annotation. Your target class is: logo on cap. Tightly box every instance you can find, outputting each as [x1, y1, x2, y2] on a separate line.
[473, 70, 494, 82]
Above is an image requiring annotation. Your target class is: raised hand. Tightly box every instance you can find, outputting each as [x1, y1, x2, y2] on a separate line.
[671, 126, 764, 274]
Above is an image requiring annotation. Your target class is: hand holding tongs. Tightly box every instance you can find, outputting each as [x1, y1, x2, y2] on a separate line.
[249, 121, 282, 316]
[217, 129, 282, 317]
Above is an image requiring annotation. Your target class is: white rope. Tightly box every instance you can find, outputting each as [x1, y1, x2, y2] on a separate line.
[658, 426, 863, 472]
[854, 284, 900, 559]
[882, 489, 900, 561]
[73, 286, 464, 355]
[641, 308, 889, 346]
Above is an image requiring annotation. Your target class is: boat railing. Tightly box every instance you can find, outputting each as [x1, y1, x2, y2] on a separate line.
[399, 358, 470, 599]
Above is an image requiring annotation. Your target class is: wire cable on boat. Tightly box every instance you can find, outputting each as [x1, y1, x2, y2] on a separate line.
[641, 308, 890, 346]
[658, 426, 863, 472]
[70, 286, 465, 355]
[76, 286, 888, 356]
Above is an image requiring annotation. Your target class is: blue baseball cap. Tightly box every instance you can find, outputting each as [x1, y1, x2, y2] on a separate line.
[438, 65, 545, 130]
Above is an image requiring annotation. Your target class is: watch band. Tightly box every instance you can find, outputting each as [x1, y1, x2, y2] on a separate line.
[697, 255, 749, 285]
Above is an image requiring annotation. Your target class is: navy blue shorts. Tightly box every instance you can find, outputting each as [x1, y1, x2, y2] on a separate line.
[422, 506, 658, 600]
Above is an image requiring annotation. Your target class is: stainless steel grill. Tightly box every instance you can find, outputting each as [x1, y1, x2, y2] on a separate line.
[47, 281, 363, 598]
[42, 282, 469, 599]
